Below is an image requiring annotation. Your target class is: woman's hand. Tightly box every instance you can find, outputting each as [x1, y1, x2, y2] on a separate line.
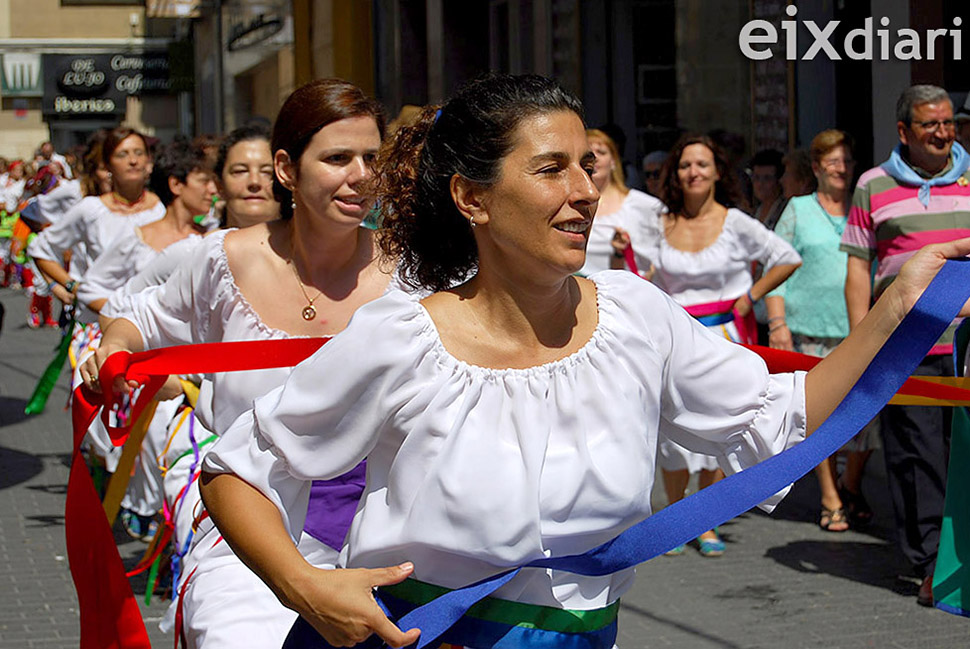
[51, 283, 75, 305]
[610, 228, 633, 271]
[611, 227, 631, 256]
[732, 293, 753, 318]
[768, 323, 794, 351]
[286, 563, 422, 648]
[79, 340, 135, 395]
[885, 237, 970, 320]
[155, 375, 185, 402]
[805, 237, 970, 433]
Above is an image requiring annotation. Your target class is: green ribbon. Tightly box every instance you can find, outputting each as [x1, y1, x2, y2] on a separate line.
[380, 578, 618, 633]
[24, 319, 74, 415]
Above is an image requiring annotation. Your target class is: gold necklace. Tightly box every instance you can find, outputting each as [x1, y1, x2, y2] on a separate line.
[288, 260, 323, 321]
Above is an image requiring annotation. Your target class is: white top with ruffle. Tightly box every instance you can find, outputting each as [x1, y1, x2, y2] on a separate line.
[205, 270, 807, 611]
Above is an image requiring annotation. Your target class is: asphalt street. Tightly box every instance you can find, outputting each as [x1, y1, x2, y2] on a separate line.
[0, 287, 967, 648]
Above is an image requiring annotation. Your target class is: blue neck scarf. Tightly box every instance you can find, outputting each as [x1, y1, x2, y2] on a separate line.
[880, 141, 970, 207]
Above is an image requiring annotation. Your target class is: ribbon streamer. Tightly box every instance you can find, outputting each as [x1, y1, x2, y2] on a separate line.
[68, 338, 328, 649]
[24, 318, 75, 415]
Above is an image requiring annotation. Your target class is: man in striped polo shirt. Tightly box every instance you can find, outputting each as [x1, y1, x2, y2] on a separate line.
[841, 84, 970, 608]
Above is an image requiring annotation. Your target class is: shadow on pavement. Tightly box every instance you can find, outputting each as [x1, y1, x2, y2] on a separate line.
[762, 470, 894, 544]
[0, 444, 43, 488]
[764, 539, 919, 598]
[25, 513, 65, 527]
[0, 395, 29, 426]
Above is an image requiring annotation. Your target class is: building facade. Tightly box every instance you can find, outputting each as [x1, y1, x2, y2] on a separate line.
[0, 0, 193, 159]
[2, 1, 967, 173]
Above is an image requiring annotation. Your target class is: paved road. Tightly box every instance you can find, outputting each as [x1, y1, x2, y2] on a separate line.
[0, 287, 967, 648]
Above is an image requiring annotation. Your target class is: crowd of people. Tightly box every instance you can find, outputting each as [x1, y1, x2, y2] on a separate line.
[0, 75, 967, 648]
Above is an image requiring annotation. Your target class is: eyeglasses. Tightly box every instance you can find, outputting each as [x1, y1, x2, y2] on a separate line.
[643, 169, 662, 179]
[914, 119, 956, 132]
[820, 157, 854, 170]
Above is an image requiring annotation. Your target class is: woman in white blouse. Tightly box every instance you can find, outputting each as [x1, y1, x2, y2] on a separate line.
[578, 129, 663, 277]
[82, 79, 396, 648]
[145, 76, 963, 648]
[29, 127, 164, 313]
[611, 135, 801, 556]
[77, 140, 215, 315]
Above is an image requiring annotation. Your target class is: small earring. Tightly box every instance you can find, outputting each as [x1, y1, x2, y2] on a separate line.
[291, 198, 297, 211]
[468, 215, 477, 228]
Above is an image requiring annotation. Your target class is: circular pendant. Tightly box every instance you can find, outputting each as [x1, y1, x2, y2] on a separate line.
[301, 305, 316, 321]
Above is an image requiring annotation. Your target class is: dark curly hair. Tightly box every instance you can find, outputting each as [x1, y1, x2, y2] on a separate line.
[149, 138, 212, 207]
[377, 73, 584, 292]
[660, 134, 744, 216]
[271, 79, 386, 220]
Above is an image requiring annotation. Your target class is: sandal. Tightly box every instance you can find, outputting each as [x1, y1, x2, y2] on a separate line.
[838, 483, 873, 526]
[819, 507, 849, 532]
[697, 535, 725, 557]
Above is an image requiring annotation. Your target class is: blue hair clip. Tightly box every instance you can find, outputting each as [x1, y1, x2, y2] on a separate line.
[434, 108, 442, 123]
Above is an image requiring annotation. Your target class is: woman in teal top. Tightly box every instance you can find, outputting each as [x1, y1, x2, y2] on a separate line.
[766, 129, 876, 532]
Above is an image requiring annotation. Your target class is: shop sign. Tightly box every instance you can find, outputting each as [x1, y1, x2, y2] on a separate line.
[42, 52, 180, 117]
[227, 11, 284, 51]
[43, 54, 124, 116]
[110, 53, 176, 94]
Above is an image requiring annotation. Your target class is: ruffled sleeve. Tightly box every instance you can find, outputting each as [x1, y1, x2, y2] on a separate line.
[203, 291, 430, 539]
[112, 229, 231, 349]
[76, 229, 147, 308]
[729, 208, 801, 271]
[101, 236, 203, 318]
[26, 196, 91, 263]
[605, 272, 807, 506]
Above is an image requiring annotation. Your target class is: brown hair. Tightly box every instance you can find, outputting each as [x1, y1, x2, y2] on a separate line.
[660, 134, 743, 215]
[101, 126, 148, 168]
[809, 129, 855, 165]
[271, 78, 386, 219]
[81, 129, 108, 197]
[586, 128, 628, 192]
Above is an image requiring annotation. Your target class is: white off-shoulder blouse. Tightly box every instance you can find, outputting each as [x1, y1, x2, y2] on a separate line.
[627, 207, 801, 306]
[77, 226, 201, 312]
[28, 195, 165, 280]
[205, 270, 807, 611]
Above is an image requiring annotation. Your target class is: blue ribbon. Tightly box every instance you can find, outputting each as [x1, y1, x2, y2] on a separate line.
[692, 311, 734, 327]
[285, 258, 970, 649]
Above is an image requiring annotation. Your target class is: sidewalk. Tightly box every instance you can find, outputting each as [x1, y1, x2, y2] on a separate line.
[1, 286, 967, 648]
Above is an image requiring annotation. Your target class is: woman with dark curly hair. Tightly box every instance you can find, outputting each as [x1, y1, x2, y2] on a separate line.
[196, 75, 968, 648]
[612, 134, 801, 556]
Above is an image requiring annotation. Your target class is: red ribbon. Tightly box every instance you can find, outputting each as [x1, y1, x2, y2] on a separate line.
[68, 338, 327, 649]
[744, 344, 970, 403]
